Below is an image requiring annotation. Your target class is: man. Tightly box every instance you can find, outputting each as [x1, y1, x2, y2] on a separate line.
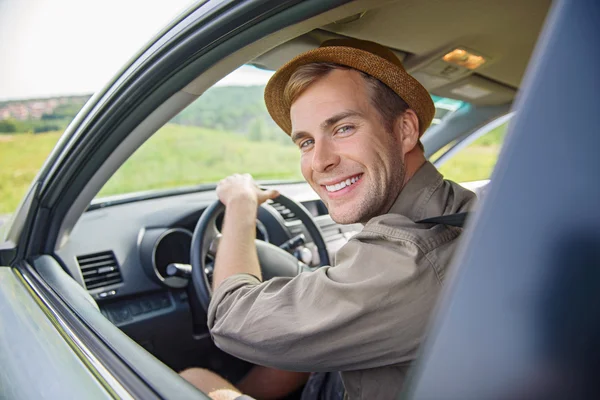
[181, 39, 475, 399]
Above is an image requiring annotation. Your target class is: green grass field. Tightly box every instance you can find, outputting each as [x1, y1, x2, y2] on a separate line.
[0, 131, 64, 214]
[438, 144, 501, 182]
[99, 124, 303, 198]
[0, 123, 506, 214]
[0, 125, 303, 214]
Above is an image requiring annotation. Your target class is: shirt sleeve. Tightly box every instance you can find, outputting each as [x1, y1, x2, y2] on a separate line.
[207, 222, 443, 372]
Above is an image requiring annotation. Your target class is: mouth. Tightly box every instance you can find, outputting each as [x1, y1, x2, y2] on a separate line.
[321, 173, 363, 195]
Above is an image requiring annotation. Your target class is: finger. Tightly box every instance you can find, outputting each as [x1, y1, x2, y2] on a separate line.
[258, 189, 280, 203]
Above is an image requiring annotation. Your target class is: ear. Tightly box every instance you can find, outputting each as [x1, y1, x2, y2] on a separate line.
[395, 109, 420, 155]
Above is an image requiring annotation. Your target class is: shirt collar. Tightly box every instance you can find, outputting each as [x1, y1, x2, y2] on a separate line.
[388, 161, 444, 221]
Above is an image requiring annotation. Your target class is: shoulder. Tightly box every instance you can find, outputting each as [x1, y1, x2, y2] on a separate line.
[359, 213, 463, 254]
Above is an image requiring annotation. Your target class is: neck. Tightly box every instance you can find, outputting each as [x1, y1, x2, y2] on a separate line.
[402, 149, 426, 187]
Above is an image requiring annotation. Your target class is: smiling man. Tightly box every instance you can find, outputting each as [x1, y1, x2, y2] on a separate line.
[181, 39, 475, 400]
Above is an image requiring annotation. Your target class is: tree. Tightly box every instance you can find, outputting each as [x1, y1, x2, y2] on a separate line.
[0, 119, 17, 133]
[248, 118, 267, 142]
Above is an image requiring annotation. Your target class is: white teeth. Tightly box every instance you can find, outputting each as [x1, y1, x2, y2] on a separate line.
[325, 175, 361, 192]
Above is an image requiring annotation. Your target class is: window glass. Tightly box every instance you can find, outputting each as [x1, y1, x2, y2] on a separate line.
[437, 121, 509, 182]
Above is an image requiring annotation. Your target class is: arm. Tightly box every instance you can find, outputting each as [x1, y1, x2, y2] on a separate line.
[212, 174, 278, 290]
[208, 220, 444, 372]
[212, 196, 261, 290]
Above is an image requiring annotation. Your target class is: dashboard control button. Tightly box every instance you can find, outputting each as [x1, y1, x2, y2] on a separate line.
[111, 307, 131, 323]
[295, 247, 314, 265]
[98, 290, 117, 299]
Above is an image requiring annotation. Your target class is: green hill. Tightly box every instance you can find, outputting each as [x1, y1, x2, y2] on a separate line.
[171, 85, 288, 144]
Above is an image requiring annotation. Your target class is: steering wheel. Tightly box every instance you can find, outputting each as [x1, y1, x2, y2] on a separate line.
[190, 194, 331, 311]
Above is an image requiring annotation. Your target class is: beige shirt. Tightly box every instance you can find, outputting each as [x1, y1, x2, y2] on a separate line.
[207, 162, 476, 400]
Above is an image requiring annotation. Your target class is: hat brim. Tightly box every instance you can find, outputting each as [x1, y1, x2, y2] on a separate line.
[264, 46, 435, 136]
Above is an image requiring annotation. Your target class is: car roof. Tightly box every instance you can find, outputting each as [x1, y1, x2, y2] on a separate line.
[251, 0, 551, 107]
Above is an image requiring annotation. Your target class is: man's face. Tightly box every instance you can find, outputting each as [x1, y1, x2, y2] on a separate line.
[290, 69, 405, 224]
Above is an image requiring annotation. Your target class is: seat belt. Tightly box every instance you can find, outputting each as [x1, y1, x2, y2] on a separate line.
[417, 212, 470, 228]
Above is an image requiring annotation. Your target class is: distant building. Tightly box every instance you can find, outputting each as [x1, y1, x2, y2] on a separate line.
[0, 95, 90, 121]
[8, 104, 29, 120]
[29, 102, 49, 119]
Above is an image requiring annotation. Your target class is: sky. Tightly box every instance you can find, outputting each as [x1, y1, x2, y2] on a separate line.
[0, 0, 274, 101]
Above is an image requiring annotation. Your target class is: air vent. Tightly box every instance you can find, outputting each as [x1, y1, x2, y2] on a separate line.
[268, 200, 299, 223]
[76, 251, 122, 290]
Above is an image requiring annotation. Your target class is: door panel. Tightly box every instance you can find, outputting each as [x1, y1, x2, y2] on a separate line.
[0, 267, 110, 399]
[30, 255, 208, 399]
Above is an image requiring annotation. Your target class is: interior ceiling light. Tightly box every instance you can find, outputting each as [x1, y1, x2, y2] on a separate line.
[443, 48, 487, 70]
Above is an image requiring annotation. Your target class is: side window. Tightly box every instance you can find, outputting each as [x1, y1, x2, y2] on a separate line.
[435, 118, 510, 183]
[97, 66, 302, 200]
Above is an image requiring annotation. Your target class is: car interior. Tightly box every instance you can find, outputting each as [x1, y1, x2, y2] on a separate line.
[15, 0, 554, 397]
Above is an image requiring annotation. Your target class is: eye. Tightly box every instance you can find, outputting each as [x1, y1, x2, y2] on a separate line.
[299, 138, 314, 151]
[335, 125, 354, 135]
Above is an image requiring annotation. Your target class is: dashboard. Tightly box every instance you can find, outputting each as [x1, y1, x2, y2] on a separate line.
[54, 182, 361, 375]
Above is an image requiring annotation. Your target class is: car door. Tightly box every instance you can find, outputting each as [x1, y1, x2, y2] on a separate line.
[0, 266, 119, 399]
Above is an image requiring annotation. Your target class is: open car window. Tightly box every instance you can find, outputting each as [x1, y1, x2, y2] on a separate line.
[97, 67, 469, 200]
[98, 66, 302, 200]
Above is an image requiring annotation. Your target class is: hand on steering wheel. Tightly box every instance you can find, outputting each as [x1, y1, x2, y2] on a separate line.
[190, 185, 330, 312]
[216, 173, 279, 207]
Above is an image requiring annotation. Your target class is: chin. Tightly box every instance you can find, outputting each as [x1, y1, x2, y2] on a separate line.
[329, 208, 362, 225]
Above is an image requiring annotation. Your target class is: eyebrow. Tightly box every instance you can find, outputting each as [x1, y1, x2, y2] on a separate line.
[291, 110, 363, 143]
[320, 110, 363, 130]
[290, 131, 309, 144]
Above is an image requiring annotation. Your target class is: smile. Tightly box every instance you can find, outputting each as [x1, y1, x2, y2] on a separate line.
[324, 174, 363, 193]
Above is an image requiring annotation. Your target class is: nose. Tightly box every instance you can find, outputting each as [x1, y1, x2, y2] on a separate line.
[311, 139, 340, 173]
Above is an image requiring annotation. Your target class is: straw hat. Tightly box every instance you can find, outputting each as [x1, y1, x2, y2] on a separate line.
[264, 38, 435, 136]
